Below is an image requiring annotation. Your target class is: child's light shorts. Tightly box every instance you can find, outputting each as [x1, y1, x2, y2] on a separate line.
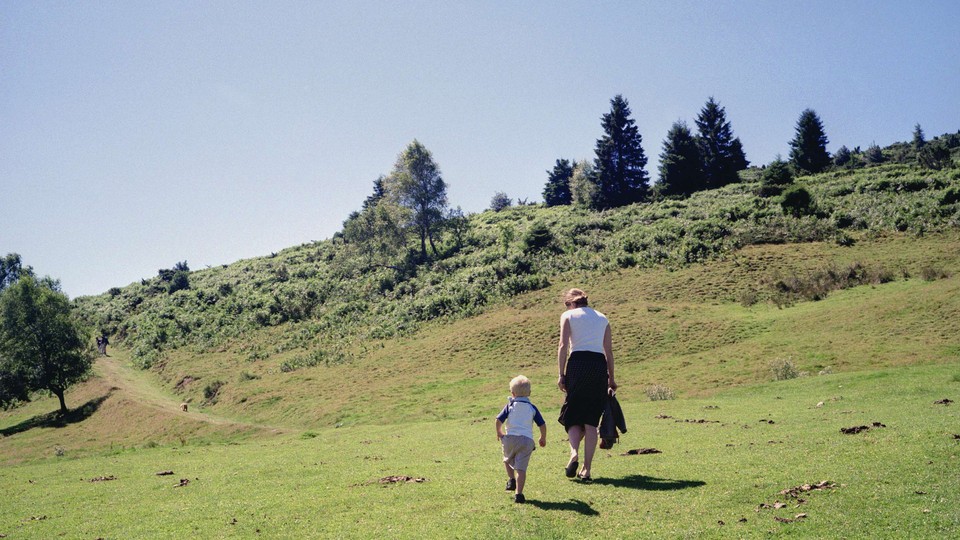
[501, 435, 536, 471]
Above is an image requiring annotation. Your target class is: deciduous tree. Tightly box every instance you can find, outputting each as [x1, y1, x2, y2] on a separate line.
[385, 140, 449, 259]
[0, 276, 92, 413]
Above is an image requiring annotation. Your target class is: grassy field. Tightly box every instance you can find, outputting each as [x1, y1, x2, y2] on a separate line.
[4, 231, 960, 538]
[2, 362, 958, 538]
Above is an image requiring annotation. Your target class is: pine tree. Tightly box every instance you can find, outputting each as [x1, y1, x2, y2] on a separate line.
[592, 95, 649, 208]
[657, 121, 704, 197]
[695, 97, 747, 188]
[543, 158, 573, 206]
[912, 124, 926, 153]
[833, 145, 852, 167]
[361, 176, 387, 210]
[789, 109, 831, 174]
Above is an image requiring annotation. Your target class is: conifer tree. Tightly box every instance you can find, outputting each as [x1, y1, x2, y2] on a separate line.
[912, 123, 926, 152]
[695, 97, 747, 188]
[789, 109, 831, 174]
[657, 121, 704, 197]
[592, 95, 649, 208]
[542, 158, 573, 206]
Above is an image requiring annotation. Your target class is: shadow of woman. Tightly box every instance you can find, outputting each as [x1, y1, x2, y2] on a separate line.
[525, 498, 599, 516]
[591, 474, 706, 491]
[0, 389, 115, 437]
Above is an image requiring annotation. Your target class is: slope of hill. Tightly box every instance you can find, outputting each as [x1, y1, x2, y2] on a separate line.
[57, 164, 960, 434]
[76, 163, 960, 367]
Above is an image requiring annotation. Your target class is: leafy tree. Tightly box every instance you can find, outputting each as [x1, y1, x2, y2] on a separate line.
[569, 160, 599, 208]
[695, 97, 748, 188]
[444, 206, 470, 252]
[384, 140, 449, 259]
[658, 121, 705, 197]
[593, 95, 649, 208]
[489, 192, 512, 212]
[341, 201, 407, 267]
[158, 261, 190, 294]
[543, 158, 573, 206]
[912, 124, 926, 153]
[1, 254, 33, 293]
[0, 275, 92, 413]
[789, 109, 831, 174]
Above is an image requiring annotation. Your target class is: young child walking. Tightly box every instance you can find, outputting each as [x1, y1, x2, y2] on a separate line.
[495, 375, 547, 503]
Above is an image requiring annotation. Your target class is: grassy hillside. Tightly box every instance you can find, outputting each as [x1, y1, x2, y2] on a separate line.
[3, 362, 958, 538]
[4, 161, 960, 538]
[75, 163, 960, 369]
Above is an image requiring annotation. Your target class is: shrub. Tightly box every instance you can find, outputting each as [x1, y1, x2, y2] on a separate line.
[203, 380, 225, 404]
[738, 290, 759, 307]
[770, 358, 799, 381]
[645, 384, 675, 401]
[780, 186, 814, 217]
[521, 220, 555, 253]
[941, 187, 960, 206]
[920, 266, 951, 281]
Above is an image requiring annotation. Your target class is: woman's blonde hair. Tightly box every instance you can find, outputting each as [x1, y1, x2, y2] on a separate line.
[563, 288, 589, 308]
[509, 375, 531, 397]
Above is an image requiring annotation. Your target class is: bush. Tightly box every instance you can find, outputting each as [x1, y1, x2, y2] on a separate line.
[770, 358, 799, 381]
[941, 187, 960, 206]
[203, 381, 225, 404]
[780, 186, 814, 217]
[645, 384, 675, 401]
[521, 220, 555, 253]
[920, 266, 951, 281]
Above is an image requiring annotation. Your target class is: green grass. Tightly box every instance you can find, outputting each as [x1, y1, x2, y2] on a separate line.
[2, 362, 958, 538]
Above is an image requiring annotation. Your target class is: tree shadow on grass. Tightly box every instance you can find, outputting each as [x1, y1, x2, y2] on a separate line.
[591, 474, 706, 491]
[0, 388, 116, 437]
[526, 498, 599, 516]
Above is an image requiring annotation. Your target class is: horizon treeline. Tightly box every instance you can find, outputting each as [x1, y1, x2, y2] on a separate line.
[542, 95, 960, 211]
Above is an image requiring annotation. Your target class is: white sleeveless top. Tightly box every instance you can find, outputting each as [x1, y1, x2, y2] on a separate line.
[561, 307, 608, 354]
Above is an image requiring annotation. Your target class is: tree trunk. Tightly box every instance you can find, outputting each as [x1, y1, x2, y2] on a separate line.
[54, 389, 68, 414]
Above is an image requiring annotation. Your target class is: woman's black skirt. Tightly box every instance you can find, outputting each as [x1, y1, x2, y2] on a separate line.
[558, 350, 608, 431]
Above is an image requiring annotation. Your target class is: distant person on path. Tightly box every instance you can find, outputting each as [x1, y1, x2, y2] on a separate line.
[557, 288, 617, 481]
[495, 375, 547, 504]
[99, 334, 109, 356]
[96, 336, 103, 355]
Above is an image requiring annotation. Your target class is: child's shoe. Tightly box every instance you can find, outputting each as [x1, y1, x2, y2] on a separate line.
[514, 493, 526, 504]
[505, 478, 516, 491]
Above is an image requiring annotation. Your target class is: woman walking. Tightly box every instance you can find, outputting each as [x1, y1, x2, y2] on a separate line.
[557, 288, 617, 480]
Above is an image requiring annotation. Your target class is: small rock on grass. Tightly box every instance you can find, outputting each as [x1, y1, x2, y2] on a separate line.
[156, 470, 174, 476]
[934, 398, 953, 405]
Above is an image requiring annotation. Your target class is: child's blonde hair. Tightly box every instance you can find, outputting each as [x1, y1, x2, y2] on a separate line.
[509, 375, 532, 397]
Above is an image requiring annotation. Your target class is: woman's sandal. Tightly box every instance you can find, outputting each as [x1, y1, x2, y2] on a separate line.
[564, 460, 579, 478]
[577, 471, 592, 482]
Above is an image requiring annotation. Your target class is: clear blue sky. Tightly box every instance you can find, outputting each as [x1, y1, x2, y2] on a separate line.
[2, 1, 959, 298]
